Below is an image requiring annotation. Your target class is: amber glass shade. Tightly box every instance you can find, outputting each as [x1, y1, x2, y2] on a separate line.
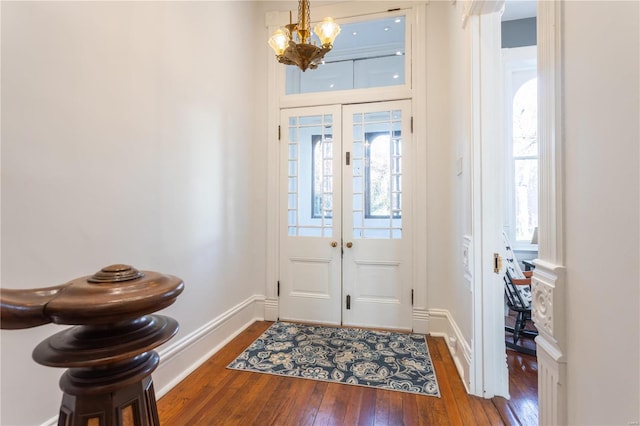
[314, 17, 341, 46]
[268, 28, 290, 56]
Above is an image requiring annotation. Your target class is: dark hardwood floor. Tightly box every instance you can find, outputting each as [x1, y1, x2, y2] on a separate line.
[493, 312, 539, 425]
[492, 349, 538, 426]
[157, 321, 538, 425]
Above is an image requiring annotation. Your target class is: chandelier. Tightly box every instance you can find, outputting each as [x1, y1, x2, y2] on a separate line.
[268, 0, 341, 72]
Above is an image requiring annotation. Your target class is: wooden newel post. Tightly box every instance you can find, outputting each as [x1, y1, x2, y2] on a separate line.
[0, 264, 184, 426]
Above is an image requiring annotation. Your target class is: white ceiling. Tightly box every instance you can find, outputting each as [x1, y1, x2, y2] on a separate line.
[502, 0, 537, 21]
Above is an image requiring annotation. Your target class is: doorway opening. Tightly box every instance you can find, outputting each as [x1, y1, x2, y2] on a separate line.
[494, 4, 539, 422]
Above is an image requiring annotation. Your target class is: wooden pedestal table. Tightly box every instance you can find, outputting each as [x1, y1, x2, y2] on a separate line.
[0, 264, 184, 426]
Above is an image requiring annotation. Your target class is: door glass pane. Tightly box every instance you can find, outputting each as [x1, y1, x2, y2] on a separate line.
[352, 110, 403, 239]
[285, 16, 406, 95]
[364, 111, 391, 122]
[287, 113, 333, 237]
[368, 135, 391, 217]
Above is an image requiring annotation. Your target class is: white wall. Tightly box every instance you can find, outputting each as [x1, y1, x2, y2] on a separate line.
[563, 1, 640, 424]
[446, 1, 474, 347]
[0, 2, 266, 425]
[424, 0, 474, 353]
[420, 0, 474, 388]
[425, 1, 456, 315]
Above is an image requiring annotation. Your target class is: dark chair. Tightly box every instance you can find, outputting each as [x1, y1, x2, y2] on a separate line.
[504, 269, 538, 356]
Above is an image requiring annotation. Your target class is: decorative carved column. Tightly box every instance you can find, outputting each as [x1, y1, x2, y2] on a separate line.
[1, 264, 184, 426]
[531, 261, 566, 425]
[534, 0, 567, 424]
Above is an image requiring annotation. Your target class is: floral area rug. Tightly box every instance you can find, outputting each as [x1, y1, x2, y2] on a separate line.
[227, 321, 440, 397]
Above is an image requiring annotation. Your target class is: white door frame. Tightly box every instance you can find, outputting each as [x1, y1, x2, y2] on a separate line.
[465, 0, 567, 422]
[465, 7, 509, 399]
[264, 2, 429, 332]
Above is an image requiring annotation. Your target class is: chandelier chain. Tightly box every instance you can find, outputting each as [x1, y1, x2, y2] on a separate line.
[298, 0, 311, 38]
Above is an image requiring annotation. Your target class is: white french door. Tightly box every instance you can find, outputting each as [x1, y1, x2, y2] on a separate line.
[279, 105, 343, 325]
[279, 100, 412, 330]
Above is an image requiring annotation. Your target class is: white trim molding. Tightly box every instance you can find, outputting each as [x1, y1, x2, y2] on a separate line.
[462, 235, 472, 288]
[534, 0, 567, 425]
[264, 297, 279, 321]
[411, 1, 429, 325]
[412, 308, 430, 334]
[154, 295, 265, 399]
[531, 261, 565, 344]
[461, 0, 504, 27]
[537, 1, 565, 266]
[466, 6, 509, 399]
[531, 261, 566, 424]
[428, 308, 472, 392]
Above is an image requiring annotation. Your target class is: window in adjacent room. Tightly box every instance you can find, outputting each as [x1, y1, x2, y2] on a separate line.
[503, 46, 538, 248]
[512, 78, 538, 243]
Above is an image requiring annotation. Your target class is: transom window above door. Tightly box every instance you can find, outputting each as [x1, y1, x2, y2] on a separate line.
[285, 15, 407, 95]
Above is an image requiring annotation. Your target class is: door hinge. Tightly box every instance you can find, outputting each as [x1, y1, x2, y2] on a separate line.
[346, 151, 351, 165]
[493, 253, 503, 274]
[346, 294, 351, 310]
[277, 280, 280, 296]
[411, 289, 414, 306]
[278, 125, 281, 141]
[410, 116, 414, 133]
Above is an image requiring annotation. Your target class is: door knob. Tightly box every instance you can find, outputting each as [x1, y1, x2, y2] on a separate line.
[346, 242, 353, 248]
[331, 241, 338, 247]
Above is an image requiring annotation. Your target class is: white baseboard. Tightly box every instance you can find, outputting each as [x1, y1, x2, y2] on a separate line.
[39, 294, 266, 426]
[412, 308, 430, 334]
[427, 308, 472, 393]
[154, 294, 265, 398]
[264, 297, 279, 321]
[42, 414, 58, 425]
